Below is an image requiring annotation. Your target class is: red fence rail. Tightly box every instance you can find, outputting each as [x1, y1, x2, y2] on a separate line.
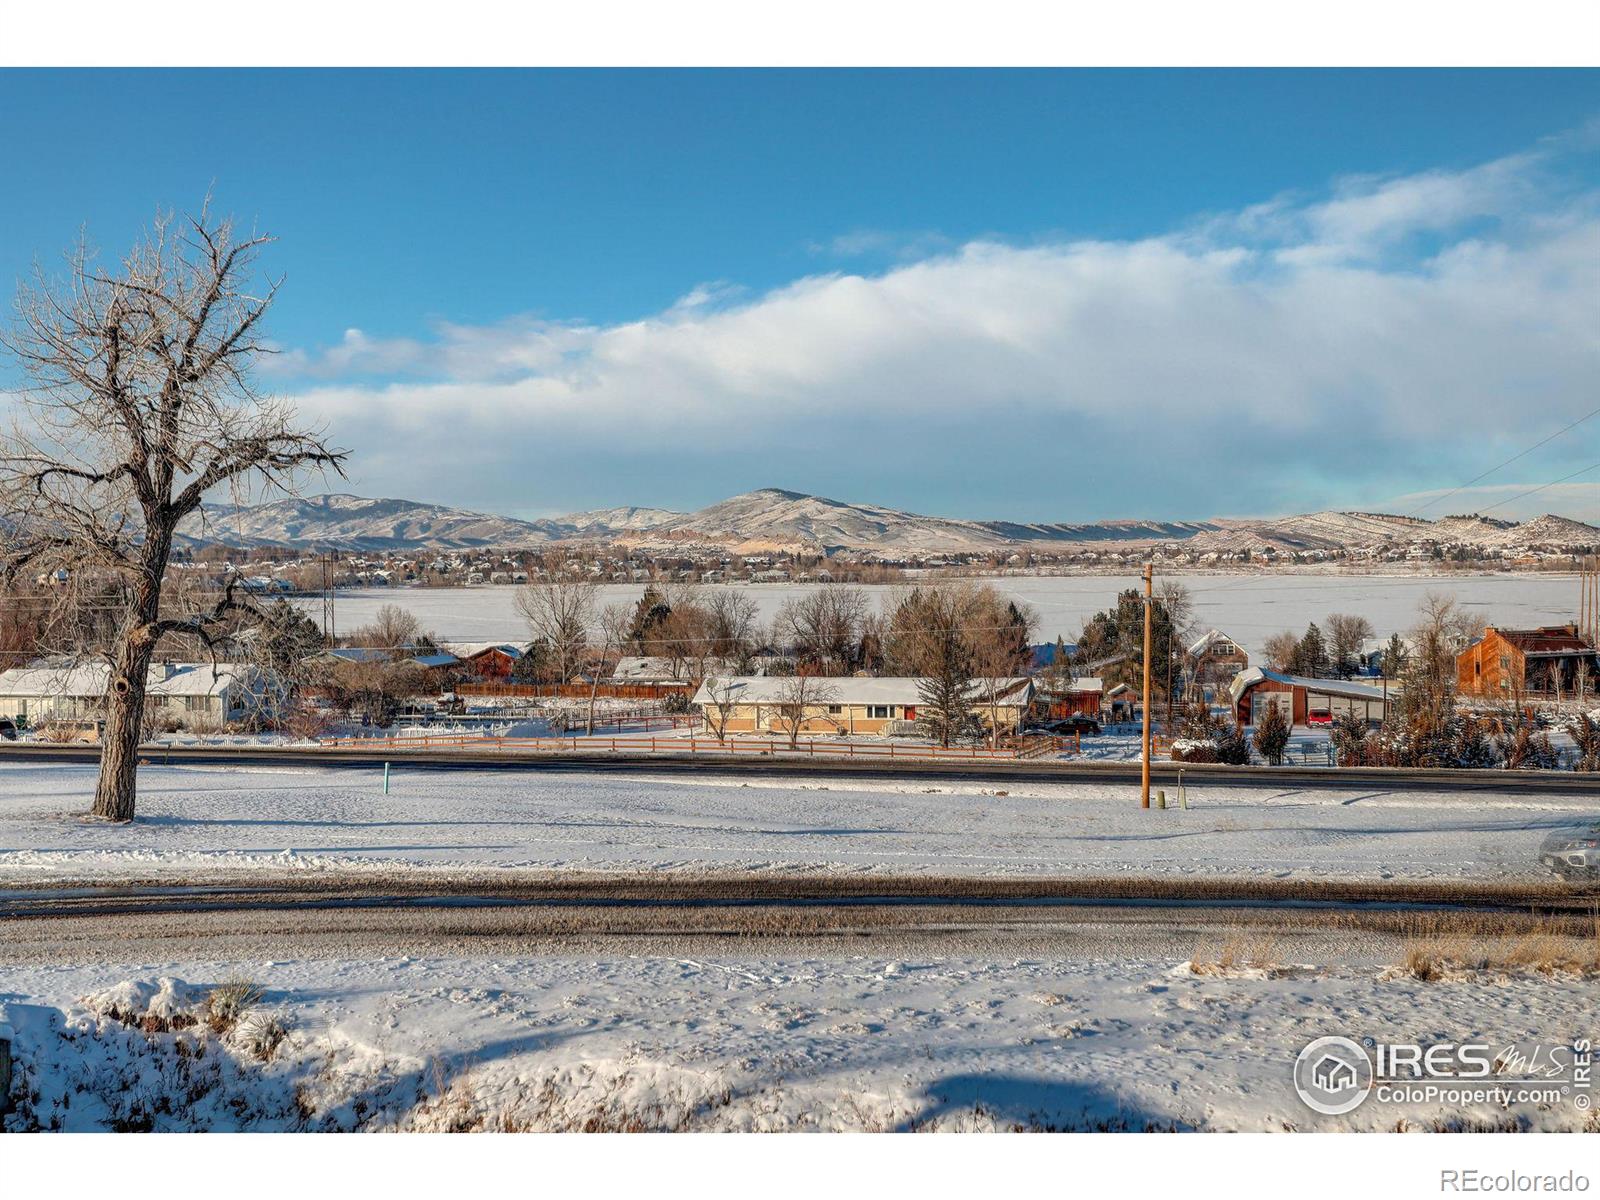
[456, 682, 694, 700]
[318, 732, 1077, 761]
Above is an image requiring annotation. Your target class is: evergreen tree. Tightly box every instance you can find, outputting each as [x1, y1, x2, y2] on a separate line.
[1329, 710, 1369, 766]
[250, 600, 327, 675]
[626, 586, 672, 650]
[1253, 701, 1290, 765]
[1380, 632, 1409, 679]
[916, 623, 975, 748]
[1292, 623, 1329, 678]
[1074, 588, 1177, 693]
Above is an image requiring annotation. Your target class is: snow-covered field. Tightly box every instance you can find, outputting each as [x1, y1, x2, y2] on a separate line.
[0, 761, 1589, 881]
[4, 953, 1594, 1131]
[301, 573, 1585, 661]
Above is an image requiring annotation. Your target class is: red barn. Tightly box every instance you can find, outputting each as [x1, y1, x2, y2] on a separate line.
[455, 643, 524, 681]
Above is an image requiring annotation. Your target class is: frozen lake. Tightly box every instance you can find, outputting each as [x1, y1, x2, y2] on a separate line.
[295, 573, 1586, 659]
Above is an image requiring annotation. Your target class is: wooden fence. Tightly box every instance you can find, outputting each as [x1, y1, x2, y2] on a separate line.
[318, 731, 1077, 761]
[456, 682, 694, 701]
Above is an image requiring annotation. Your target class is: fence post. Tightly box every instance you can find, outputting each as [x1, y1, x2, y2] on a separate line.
[0, 1004, 11, 1119]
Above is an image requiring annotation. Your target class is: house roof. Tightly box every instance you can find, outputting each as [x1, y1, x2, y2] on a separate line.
[1485, 625, 1596, 657]
[406, 653, 461, 669]
[691, 675, 1033, 707]
[611, 655, 705, 681]
[0, 661, 265, 699]
[1187, 628, 1243, 658]
[1228, 667, 1387, 704]
[1036, 676, 1104, 695]
[443, 642, 524, 660]
[307, 647, 393, 665]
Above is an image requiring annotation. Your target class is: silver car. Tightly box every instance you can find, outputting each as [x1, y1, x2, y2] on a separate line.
[1539, 824, 1600, 879]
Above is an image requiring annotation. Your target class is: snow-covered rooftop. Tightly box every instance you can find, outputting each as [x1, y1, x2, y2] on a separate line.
[1187, 628, 1242, 658]
[0, 661, 261, 699]
[692, 676, 1033, 707]
[1227, 667, 1387, 704]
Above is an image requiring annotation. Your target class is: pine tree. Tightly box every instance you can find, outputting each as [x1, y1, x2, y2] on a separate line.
[1293, 623, 1329, 678]
[1329, 710, 1369, 766]
[916, 624, 975, 748]
[1380, 632, 1409, 679]
[1253, 701, 1291, 765]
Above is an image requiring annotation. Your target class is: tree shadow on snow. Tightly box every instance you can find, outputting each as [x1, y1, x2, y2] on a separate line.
[895, 1072, 1188, 1132]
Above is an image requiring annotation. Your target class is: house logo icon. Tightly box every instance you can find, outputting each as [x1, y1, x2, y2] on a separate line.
[1293, 1036, 1373, 1116]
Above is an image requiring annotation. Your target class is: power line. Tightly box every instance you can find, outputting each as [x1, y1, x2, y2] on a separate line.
[1467, 461, 1600, 516]
[1408, 403, 1600, 518]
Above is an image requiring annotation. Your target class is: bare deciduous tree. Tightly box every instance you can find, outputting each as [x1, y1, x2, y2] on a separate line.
[515, 563, 595, 684]
[700, 675, 746, 741]
[1325, 613, 1375, 679]
[0, 203, 345, 821]
[771, 673, 837, 749]
[347, 603, 427, 654]
[581, 602, 630, 735]
[774, 584, 868, 674]
[1261, 631, 1299, 672]
[702, 590, 760, 666]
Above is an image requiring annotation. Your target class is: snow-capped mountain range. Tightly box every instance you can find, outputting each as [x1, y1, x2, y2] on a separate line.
[179, 489, 1600, 556]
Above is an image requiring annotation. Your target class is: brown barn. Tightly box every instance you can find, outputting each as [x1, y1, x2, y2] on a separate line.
[451, 643, 525, 681]
[1456, 625, 1599, 699]
[1033, 676, 1104, 719]
[1229, 667, 1388, 727]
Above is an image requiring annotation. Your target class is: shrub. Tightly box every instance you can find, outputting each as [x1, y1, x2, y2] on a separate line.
[1169, 740, 1218, 764]
[1252, 703, 1290, 765]
[1450, 714, 1497, 768]
[1329, 711, 1369, 766]
[205, 979, 264, 1033]
[1568, 712, 1600, 772]
[1213, 727, 1251, 765]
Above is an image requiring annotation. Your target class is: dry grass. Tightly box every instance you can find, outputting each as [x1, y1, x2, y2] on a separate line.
[205, 979, 264, 1033]
[1395, 915, 1600, 981]
[28, 869, 1600, 913]
[1188, 934, 1284, 976]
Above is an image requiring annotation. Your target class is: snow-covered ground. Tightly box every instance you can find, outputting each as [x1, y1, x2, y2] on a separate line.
[4, 953, 1594, 1131]
[300, 573, 1585, 662]
[0, 761, 1589, 881]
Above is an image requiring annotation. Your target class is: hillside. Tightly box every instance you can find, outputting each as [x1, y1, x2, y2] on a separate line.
[174, 489, 1600, 557]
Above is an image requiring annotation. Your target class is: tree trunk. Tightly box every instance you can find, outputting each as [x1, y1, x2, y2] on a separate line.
[92, 530, 170, 823]
[93, 640, 155, 822]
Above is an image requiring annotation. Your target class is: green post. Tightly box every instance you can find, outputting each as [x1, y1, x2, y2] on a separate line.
[383, 762, 390, 795]
[1156, 789, 1166, 810]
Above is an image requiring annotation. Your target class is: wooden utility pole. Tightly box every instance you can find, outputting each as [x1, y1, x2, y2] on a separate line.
[1141, 561, 1153, 809]
[321, 551, 337, 644]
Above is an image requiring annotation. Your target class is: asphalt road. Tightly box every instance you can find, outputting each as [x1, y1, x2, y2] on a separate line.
[5, 873, 1593, 967]
[6, 740, 1600, 795]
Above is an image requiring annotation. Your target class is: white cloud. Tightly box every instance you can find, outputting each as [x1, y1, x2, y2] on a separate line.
[1382, 480, 1600, 522]
[279, 133, 1600, 520]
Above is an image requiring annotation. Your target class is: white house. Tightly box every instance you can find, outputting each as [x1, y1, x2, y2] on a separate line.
[0, 661, 287, 728]
[691, 675, 1034, 736]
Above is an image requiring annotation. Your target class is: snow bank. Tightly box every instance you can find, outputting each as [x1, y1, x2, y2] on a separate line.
[1, 760, 1590, 883]
[5, 955, 1595, 1132]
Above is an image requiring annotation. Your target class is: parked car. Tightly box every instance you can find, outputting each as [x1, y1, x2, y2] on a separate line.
[0, 717, 14, 740]
[1050, 715, 1102, 736]
[1306, 709, 1333, 727]
[1539, 824, 1600, 880]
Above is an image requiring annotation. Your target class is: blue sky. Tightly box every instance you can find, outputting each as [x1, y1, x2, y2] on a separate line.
[2, 69, 1599, 521]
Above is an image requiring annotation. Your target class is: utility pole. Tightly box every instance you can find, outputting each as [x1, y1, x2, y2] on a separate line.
[321, 551, 337, 644]
[1141, 561, 1153, 809]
